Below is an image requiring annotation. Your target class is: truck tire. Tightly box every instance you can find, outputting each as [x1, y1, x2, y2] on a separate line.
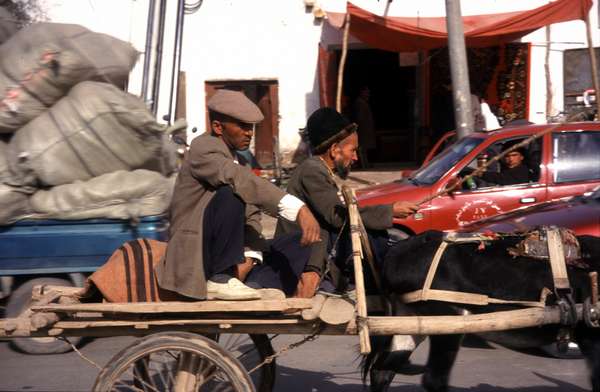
[6, 277, 82, 354]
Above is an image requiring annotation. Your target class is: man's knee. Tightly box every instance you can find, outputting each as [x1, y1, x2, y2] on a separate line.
[211, 186, 244, 215]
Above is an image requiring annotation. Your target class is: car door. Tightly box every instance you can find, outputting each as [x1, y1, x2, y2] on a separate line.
[547, 129, 600, 200]
[429, 136, 548, 231]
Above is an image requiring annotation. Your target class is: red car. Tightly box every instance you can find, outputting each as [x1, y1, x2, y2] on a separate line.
[462, 187, 600, 236]
[357, 122, 600, 237]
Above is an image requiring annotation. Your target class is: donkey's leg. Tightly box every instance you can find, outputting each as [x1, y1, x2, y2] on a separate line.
[363, 336, 396, 392]
[422, 334, 463, 392]
[575, 325, 600, 392]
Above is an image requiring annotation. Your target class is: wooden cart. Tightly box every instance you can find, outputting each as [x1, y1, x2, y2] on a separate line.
[1, 187, 598, 391]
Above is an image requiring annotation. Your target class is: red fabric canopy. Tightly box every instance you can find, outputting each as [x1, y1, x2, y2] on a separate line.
[345, 0, 592, 52]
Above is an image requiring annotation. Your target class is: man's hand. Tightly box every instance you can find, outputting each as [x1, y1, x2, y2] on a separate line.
[392, 201, 419, 218]
[296, 205, 321, 246]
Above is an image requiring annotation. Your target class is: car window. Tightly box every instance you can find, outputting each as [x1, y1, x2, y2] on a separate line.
[412, 136, 483, 185]
[553, 131, 600, 183]
[459, 137, 542, 190]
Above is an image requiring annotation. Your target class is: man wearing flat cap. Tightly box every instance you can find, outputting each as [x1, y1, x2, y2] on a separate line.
[276, 107, 419, 297]
[156, 89, 321, 301]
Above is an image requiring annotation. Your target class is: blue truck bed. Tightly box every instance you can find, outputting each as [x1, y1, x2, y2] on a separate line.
[0, 215, 169, 276]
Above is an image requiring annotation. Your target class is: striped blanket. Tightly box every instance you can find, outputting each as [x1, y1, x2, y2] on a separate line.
[87, 238, 184, 302]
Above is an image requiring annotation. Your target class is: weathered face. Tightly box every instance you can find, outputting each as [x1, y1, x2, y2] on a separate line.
[504, 151, 524, 169]
[331, 132, 358, 178]
[212, 119, 254, 151]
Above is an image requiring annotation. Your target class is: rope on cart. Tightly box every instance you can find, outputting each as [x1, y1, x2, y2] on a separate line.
[247, 326, 324, 375]
[59, 336, 103, 370]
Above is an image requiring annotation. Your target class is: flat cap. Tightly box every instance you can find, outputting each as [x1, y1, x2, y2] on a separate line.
[207, 90, 264, 123]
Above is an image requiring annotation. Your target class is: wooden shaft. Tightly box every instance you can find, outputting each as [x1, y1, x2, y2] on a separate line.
[342, 186, 371, 354]
[585, 9, 600, 118]
[367, 305, 581, 336]
[336, 13, 351, 112]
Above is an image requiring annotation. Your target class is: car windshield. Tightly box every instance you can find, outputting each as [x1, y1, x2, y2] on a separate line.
[410, 136, 484, 185]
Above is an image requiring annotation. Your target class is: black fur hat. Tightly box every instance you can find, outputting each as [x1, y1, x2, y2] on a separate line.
[305, 107, 357, 154]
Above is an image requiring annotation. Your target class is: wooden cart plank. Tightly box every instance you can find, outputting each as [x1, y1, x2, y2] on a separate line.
[0, 319, 353, 338]
[31, 298, 313, 314]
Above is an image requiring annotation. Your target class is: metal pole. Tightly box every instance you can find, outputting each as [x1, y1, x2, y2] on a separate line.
[166, 0, 186, 125]
[141, 0, 156, 103]
[585, 7, 600, 119]
[150, 0, 168, 115]
[445, 0, 473, 138]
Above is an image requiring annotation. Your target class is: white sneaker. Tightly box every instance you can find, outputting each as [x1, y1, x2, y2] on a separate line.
[207, 277, 261, 301]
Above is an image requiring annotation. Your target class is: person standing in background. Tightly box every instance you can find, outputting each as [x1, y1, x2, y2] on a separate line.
[352, 85, 377, 168]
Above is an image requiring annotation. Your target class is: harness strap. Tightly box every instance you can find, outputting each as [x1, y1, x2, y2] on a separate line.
[401, 287, 551, 308]
[421, 241, 448, 301]
[546, 228, 571, 291]
[401, 234, 554, 308]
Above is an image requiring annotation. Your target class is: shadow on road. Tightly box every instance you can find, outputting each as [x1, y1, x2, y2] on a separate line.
[273, 364, 588, 392]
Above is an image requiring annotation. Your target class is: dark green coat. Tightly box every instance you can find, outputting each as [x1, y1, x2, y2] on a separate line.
[276, 157, 393, 273]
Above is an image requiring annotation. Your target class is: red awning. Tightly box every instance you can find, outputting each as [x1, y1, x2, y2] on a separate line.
[326, 0, 592, 51]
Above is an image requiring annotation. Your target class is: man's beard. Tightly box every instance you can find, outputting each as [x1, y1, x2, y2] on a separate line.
[333, 159, 351, 179]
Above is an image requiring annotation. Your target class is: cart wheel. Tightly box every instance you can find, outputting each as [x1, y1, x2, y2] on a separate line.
[218, 334, 276, 392]
[6, 277, 82, 354]
[93, 332, 255, 392]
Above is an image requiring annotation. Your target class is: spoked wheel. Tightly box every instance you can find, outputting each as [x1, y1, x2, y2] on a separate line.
[218, 334, 276, 392]
[93, 332, 255, 392]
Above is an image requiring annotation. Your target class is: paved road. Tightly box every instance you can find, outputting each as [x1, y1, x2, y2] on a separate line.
[0, 333, 591, 391]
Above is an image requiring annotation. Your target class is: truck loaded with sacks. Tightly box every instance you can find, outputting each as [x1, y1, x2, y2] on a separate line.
[0, 22, 177, 354]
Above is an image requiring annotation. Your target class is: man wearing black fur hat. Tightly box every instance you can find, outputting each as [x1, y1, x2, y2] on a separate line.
[276, 107, 419, 298]
[480, 139, 530, 186]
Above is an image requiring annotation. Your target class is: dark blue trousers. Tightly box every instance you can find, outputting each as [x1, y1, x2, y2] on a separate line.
[202, 186, 246, 279]
[202, 186, 309, 294]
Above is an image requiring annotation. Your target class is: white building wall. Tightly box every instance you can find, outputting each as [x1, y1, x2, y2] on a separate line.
[520, 0, 599, 122]
[180, 0, 324, 158]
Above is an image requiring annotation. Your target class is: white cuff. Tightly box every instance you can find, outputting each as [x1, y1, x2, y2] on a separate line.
[278, 194, 305, 222]
[244, 250, 263, 263]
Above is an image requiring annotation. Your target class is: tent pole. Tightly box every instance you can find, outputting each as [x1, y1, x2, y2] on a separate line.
[445, 0, 473, 138]
[584, 6, 600, 119]
[336, 13, 351, 112]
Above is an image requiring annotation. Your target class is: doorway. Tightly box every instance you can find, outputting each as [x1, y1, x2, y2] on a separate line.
[343, 49, 417, 166]
[205, 80, 279, 168]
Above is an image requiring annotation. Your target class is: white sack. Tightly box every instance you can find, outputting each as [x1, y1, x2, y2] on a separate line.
[0, 23, 138, 132]
[0, 7, 18, 45]
[7, 81, 166, 187]
[0, 183, 30, 224]
[28, 170, 175, 220]
[0, 139, 8, 175]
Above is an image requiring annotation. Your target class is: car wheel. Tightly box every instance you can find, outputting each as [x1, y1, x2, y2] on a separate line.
[6, 277, 83, 354]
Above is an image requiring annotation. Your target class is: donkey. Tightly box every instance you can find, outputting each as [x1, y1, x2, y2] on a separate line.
[363, 230, 600, 392]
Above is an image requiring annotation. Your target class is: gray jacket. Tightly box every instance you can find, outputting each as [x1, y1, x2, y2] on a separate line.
[155, 133, 285, 299]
